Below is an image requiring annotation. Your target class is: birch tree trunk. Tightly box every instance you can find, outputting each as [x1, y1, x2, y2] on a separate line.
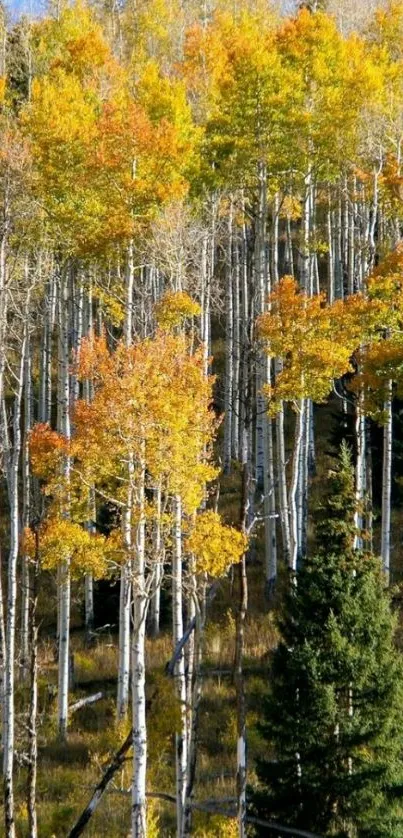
[118, 246, 136, 717]
[381, 380, 393, 583]
[20, 323, 32, 682]
[57, 268, 71, 740]
[27, 525, 39, 838]
[289, 400, 306, 573]
[173, 495, 187, 838]
[235, 462, 249, 838]
[149, 484, 163, 637]
[3, 344, 25, 838]
[131, 452, 148, 838]
[223, 201, 234, 473]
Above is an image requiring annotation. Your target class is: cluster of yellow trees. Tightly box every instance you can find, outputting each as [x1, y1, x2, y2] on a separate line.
[3, 0, 403, 836]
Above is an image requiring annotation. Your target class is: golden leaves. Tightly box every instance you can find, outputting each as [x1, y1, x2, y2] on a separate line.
[258, 277, 384, 413]
[21, 520, 107, 579]
[186, 511, 247, 577]
[155, 291, 201, 331]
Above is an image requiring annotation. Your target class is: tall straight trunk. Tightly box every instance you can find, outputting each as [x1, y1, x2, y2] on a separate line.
[235, 463, 249, 838]
[0, 545, 6, 740]
[275, 392, 291, 565]
[263, 358, 277, 596]
[182, 611, 203, 838]
[117, 475, 133, 720]
[232, 232, 240, 461]
[131, 451, 148, 838]
[223, 201, 234, 473]
[255, 162, 268, 490]
[354, 390, 366, 551]
[4, 344, 25, 838]
[83, 286, 95, 641]
[301, 168, 312, 293]
[21, 317, 32, 682]
[149, 484, 163, 637]
[173, 496, 187, 838]
[289, 400, 306, 573]
[347, 176, 356, 296]
[27, 526, 39, 838]
[57, 269, 71, 740]
[381, 381, 393, 583]
[327, 193, 335, 304]
[119, 246, 136, 717]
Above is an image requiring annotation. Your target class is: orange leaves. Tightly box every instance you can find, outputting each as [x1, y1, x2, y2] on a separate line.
[70, 315, 218, 515]
[186, 511, 247, 577]
[29, 423, 68, 481]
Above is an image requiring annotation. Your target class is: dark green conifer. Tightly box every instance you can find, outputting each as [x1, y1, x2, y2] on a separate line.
[251, 446, 403, 837]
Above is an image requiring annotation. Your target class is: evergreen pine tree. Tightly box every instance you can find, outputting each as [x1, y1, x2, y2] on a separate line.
[251, 446, 403, 837]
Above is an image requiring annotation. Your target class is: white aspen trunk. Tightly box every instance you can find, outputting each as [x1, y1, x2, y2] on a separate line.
[255, 163, 267, 490]
[27, 527, 39, 838]
[182, 596, 203, 838]
[240, 209, 249, 463]
[83, 286, 95, 640]
[232, 230, 240, 461]
[3, 344, 25, 838]
[301, 168, 312, 293]
[236, 464, 249, 838]
[149, 484, 163, 638]
[125, 239, 135, 346]
[119, 242, 136, 717]
[275, 391, 292, 566]
[200, 231, 209, 377]
[263, 357, 277, 595]
[117, 489, 132, 720]
[57, 269, 71, 740]
[296, 401, 308, 564]
[131, 451, 148, 838]
[289, 400, 306, 573]
[347, 176, 356, 295]
[271, 192, 279, 286]
[381, 381, 393, 582]
[223, 201, 234, 473]
[285, 212, 294, 277]
[173, 495, 187, 838]
[0, 544, 6, 741]
[354, 390, 366, 551]
[327, 193, 335, 304]
[21, 313, 32, 682]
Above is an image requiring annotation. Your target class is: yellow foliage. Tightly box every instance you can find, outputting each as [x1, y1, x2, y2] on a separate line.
[186, 510, 247, 577]
[22, 519, 107, 579]
[155, 290, 201, 331]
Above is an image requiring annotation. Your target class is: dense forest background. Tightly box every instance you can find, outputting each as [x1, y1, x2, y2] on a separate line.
[3, 0, 403, 836]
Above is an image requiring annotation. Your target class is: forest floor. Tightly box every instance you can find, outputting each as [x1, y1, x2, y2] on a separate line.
[10, 398, 403, 837]
[12, 562, 277, 838]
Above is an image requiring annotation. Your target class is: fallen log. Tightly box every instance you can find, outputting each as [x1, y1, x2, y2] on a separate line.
[69, 692, 104, 714]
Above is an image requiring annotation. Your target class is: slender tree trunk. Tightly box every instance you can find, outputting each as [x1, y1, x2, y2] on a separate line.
[117, 493, 132, 720]
[21, 312, 32, 682]
[57, 268, 71, 740]
[0, 545, 6, 741]
[381, 381, 393, 582]
[173, 495, 187, 838]
[354, 390, 366, 551]
[149, 485, 163, 637]
[4, 345, 25, 838]
[224, 201, 234, 473]
[27, 525, 39, 838]
[131, 451, 148, 838]
[289, 400, 306, 572]
[235, 462, 249, 838]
